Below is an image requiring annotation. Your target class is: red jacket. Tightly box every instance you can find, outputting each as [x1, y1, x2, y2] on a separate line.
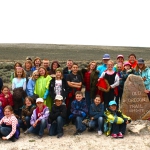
[0, 92, 13, 109]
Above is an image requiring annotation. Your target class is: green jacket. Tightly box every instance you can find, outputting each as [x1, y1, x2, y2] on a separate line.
[104, 108, 131, 136]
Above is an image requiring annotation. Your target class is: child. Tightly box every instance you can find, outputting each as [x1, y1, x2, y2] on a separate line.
[88, 95, 104, 135]
[104, 100, 131, 138]
[0, 105, 19, 142]
[12, 67, 27, 116]
[66, 63, 82, 122]
[24, 98, 50, 139]
[24, 60, 33, 83]
[42, 59, 51, 71]
[69, 91, 88, 135]
[26, 70, 39, 97]
[49, 68, 68, 104]
[49, 95, 67, 138]
[49, 60, 60, 78]
[31, 57, 42, 71]
[0, 86, 13, 109]
[34, 66, 52, 109]
[18, 96, 36, 130]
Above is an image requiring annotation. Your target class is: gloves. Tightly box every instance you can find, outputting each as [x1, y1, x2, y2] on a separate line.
[127, 69, 132, 73]
[81, 112, 86, 118]
[43, 89, 49, 100]
[69, 114, 74, 119]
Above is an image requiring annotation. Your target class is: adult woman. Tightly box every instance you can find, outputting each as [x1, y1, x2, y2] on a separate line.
[135, 58, 150, 99]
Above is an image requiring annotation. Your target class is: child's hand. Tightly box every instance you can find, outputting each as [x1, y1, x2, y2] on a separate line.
[5, 94, 9, 98]
[2, 137, 7, 140]
[90, 117, 94, 120]
[81, 112, 86, 118]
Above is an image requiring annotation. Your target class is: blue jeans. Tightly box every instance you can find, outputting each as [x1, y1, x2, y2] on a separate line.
[0, 125, 12, 137]
[111, 122, 127, 134]
[18, 116, 31, 129]
[49, 116, 65, 136]
[89, 117, 103, 131]
[75, 116, 86, 132]
[85, 91, 92, 113]
[28, 119, 47, 136]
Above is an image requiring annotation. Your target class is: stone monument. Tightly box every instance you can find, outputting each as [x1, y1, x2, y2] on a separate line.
[121, 74, 150, 120]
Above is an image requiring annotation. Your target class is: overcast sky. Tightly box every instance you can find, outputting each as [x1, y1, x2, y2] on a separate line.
[0, 0, 149, 47]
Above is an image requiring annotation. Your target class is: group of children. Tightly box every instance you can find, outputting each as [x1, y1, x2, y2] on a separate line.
[0, 52, 149, 142]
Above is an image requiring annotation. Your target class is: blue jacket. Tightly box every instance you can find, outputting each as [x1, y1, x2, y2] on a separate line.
[135, 67, 150, 90]
[89, 103, 104, 119]
[71, 98, 88, 117]
[97, 64, 107, 77]
[26, 79, 36, 97]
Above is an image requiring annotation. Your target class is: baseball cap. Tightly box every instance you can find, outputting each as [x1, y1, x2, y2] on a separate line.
[138, 58, 144, 64]
[55, 95, 63, 100]
[36, 98, 44, 103]
[103, 54, 110, 60]
[109, 100, 117, 106]
[117, 55, 124, 60]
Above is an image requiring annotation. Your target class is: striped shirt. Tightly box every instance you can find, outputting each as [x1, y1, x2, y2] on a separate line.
[0, 114, 18, 139]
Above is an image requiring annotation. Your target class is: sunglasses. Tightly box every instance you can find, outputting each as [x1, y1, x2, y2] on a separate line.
[34, 74, 39, 76]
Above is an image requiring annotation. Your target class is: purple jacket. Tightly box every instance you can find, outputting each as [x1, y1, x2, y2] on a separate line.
[30, 106, 49, 125]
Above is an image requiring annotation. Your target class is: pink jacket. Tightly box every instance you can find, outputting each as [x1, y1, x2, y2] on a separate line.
[0, 92, 13, 109]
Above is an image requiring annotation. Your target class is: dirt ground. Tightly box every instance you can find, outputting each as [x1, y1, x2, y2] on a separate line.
[0, 44, 150, 150]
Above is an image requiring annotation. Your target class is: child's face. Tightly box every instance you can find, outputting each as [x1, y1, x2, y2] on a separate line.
[107, 62, 114, 70]
[56, 71, 62, 79]
[90, 63, 96, 71]
[35, 59, 41, 66]
[17, 70, 23, 77]
[36, 102, 44, 109]
[25, 62, 32, 69]
[72, 65, 78, 74]
[109, 105, 117, 111]
[39, 68, 46, 76]
[94, 97, 101, 105]
[25, 98, 32, 107]
[52, 63, 58, 70]
[2, 88, 9, 95]
[55, 100, 63, 106]
[117, 64, 123, 72]
[129, 56, 136, 63]
[124, 65, 131, 70]
[43, 61, 49, 68]
[4, 109, 12, 117]
[76, 94, 83, 101]
[34, 72, 39, 79]
[138, 64, 144, 69]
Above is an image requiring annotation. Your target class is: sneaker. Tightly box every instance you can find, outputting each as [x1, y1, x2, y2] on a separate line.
[111, 133, 117, 138]
[57, 133, 63, 138]
[73, 130, 82, 136]
[9, 137, 16, 142]
[38, 135, 43, 139]
[24, 130, 29, 134]
[98, 130, 102, 136]
[117, 132, 123, 138]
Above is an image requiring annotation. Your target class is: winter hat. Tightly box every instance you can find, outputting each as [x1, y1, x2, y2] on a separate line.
[124, 62, 132, 67]
[109, 100, 117, 106]
[56, 68, 63, 74]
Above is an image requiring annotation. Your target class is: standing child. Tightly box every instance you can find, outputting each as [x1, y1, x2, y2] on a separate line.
[49, 68, 68, 104]
[104, 100, 131, 138]
[88, 95, 104, 135]
[0, 86, 13, 109]
[12, 67, 27, 116]
[18, 96, 36, 131]
[31, 57, 42, 71]
[66, 63, 82, 122]
[69, 91, 88, 135]
[24, 98, 50, 139]
[24, 60, 33, 83]
[49, 95, 67, 138]
[0, 105, 19, 142]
